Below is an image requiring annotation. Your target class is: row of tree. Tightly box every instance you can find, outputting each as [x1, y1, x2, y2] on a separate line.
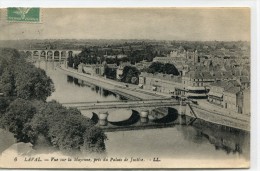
[0, 99, 106, 153]
[145, 62, 180, 75]
[0, 48, 107, 153]
[66, 48, 179, 85]
[67, 46, 160, 70]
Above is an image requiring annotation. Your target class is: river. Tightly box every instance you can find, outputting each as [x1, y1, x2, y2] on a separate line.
[36, 61, 249, 162]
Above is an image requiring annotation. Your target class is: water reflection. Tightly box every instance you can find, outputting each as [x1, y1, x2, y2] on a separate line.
[67, 76, 127, 100]
[190, 119, 250, 158]
[37, 61, 126, 103]
[104, 108, 249, 160]
[151, 108, 178, 124]
[108, 111, 140, 126]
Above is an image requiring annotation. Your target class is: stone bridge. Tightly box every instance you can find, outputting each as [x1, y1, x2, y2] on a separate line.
[19, 49, 82, 61]
[62, 99, 180, 126]
[62, 99, 180, 113]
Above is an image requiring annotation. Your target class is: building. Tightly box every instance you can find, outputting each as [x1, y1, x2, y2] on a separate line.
[153, 56, 176, 64]
[104, 54, 127, 59]
[182, 71, 215, 98]
[153, 50, 199, 65]
[237, 76, 250, 89]
[139, 72, 182, 95]
[207, 81, 238, 106]
[223, 86, 241, 113]
[237, 87, 250, 115]
[207, 79, 250, 115]
[134, 60, 152, 70]
[78, 63, 105, 76]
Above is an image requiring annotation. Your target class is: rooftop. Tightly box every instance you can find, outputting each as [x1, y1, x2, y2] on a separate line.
[225, 86, 241, 94]
[140, 72, 182, 83]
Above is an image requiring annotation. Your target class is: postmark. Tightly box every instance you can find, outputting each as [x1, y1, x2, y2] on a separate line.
[7, 7, 40, 23]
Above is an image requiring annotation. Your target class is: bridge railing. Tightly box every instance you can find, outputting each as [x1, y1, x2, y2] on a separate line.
[61, 98, 176, 105]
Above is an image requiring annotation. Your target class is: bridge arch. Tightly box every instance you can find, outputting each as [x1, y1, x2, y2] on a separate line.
[54, 50, 60, 60]
[40, 51, 46, 58]
[26, 51, 32, 57]
[47, 51, 53, 60]
[33, 50, 40, 57]
[61, 51, 67, 58]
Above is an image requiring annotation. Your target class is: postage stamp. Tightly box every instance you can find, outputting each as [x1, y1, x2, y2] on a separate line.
[7, 7, 40, 22]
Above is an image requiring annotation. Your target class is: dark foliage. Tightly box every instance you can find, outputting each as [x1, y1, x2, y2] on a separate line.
[120, 66, 140, 84]
[30, 100, 107, 152]
[104, 67, 116, 79]
[0, 99, 37, 143]
[0, 48, 55, 101]
[146, 62, 179, 75]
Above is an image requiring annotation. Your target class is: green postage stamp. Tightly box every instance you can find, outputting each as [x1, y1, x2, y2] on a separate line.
[7, 7, 40, 22]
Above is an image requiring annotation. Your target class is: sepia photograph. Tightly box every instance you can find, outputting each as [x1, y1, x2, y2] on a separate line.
[0, 7, 253, 169]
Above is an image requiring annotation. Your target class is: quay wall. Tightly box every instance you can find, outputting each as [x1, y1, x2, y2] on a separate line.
[57, 66, 166, 100]
[186, 103, 250, 132]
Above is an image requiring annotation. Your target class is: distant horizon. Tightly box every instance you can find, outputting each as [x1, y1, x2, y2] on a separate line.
[0, 38, 250, 42]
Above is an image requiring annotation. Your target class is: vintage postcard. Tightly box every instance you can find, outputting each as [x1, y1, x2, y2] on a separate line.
[0, 8, 251, 169]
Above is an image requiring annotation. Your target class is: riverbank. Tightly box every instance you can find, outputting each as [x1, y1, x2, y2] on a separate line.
[57, 65, 170, 100]
[185, 103, 250, 132]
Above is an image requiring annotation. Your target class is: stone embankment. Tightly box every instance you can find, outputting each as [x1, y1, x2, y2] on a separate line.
[57, 66, 168, 100]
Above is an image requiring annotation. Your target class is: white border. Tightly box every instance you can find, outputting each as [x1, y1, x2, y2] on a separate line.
[0, 0, 259, 171]
[0, 0, 257, 8]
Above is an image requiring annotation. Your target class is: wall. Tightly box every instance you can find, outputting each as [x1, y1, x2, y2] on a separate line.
[223, 92, 238, 113]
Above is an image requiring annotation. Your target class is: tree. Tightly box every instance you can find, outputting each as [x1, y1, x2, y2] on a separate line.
[131, 77, 138, 84]
[121, 48, 125, 55]
[0, 97, 13, 118]
[47, 113, 93, 151]
[164, 63, 179, 75]
[104, 67, 116, 80]
[0, 68, 16, 96]
[30, 100, 107, 152]
[14, 64, 54, 101]
[82, 126, 107, 153]
[0, 48, 21, 76]
[1, 98, 37, 143]
[67, 56, 74, 68]
[146, 62, 179, 75]
[78, 48, 99, 65]
[73, 55, 81, 69]
[120, 66, 140, 84]
[0, 49, 55, 101]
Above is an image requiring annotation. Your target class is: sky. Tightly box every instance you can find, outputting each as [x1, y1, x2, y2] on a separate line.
[0, 8, 250, 41]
